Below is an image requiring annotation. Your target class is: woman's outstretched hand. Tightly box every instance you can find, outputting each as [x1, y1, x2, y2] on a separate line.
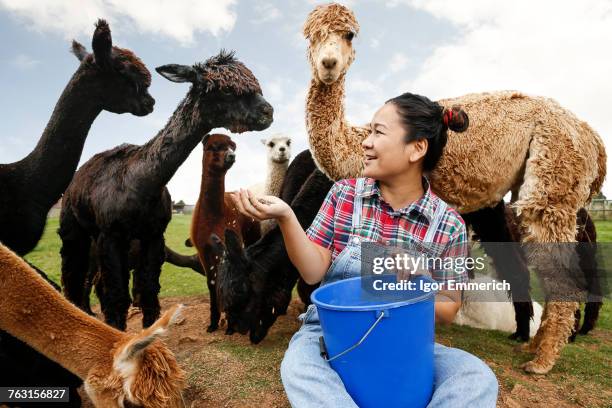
[230, 189, 292, 221]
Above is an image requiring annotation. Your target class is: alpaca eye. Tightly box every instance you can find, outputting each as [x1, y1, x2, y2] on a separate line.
[345, 32, 354, 41]
[269, 142, 275, 148]
[286, 141, 291, 146]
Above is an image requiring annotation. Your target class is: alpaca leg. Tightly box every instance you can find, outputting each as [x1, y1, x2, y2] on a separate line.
[59, 209, 92, 310]
[462, 201, 533, 342]
[204, 253, 221, 332]
[135, 237, 164, 328]
[207, 274, 220, 332]
[519, 238, 583, 372]
[521, 301, 578, 373]
[96, 234, 130, 330]
[580, 301, 602, 334]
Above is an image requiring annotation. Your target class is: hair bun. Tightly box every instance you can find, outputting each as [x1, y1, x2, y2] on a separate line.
[443, 105, 469, 133]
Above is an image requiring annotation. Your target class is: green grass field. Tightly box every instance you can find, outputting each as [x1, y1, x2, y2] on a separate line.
[22, 215, 612, 407]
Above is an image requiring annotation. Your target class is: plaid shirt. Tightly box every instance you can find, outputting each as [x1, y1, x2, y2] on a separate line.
[306, 177, 468, 284]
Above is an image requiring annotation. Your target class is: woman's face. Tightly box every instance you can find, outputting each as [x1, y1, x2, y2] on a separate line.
[362, 102, 427, 181]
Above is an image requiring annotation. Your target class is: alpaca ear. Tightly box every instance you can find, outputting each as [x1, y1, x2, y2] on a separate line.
[117, 305, 183, 362]
[71, 40, 89, 62]
[92, 19, 112, 68]
[201, 134, 211, 146]
[156, 64, 198, 83]
[261, 138, 267, 145]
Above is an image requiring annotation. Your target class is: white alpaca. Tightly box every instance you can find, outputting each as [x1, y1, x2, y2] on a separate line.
[454, 275, 543, 337]
[250, 134, 292, 234]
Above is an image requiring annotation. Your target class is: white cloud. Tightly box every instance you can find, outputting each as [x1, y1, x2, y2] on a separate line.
[389, 52, 409, 73]
[10, 53, 40, 69]
[395, 0, 612, 197]
[0, 0, 237, 45]
[251, 2, 282, 24]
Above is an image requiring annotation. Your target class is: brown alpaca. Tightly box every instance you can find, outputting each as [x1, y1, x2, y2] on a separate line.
[0, 244, 185, 407]
[303, 3, 606, 374]
[190, 134, 261, 333]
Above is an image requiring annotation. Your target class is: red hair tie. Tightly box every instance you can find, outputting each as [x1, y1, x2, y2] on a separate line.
[443, 109, 454, 127]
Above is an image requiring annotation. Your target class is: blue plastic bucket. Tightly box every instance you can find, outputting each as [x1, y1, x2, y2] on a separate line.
[311, 275, 436, 408]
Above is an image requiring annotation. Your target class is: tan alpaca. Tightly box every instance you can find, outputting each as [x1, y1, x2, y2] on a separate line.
[303, 3, 606, 374]
[0, 244, 185, 407]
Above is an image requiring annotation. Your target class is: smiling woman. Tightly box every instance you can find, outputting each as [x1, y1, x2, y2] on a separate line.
[230, 90, 499, 407]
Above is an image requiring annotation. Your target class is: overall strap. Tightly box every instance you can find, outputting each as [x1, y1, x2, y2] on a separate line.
[352, 178, 365, 230]
[424, 199, 448, 243]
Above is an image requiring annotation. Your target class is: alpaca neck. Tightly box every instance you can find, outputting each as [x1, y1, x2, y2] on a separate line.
[0, 245, 122, 380]
[264, 160, 288, 196]
[134, 94, 211, 191]
[17, 70, 102, 208]
[199, 165, 227, 216]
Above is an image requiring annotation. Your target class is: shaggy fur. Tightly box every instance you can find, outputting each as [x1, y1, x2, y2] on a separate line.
[0, 264, 82, 407]
[59, 51, 273, 331]
[216, 150, 331, 343]
[0, 19, 154, 257]
[303, 3, 606, 373]
[0, 244, 185, 408]
[190, 134, 261, 333]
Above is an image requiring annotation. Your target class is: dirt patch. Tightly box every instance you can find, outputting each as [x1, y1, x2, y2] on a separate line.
[76, 297, 610, 407]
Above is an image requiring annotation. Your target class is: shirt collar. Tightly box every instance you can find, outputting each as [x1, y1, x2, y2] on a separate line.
[358, 177, 437, 223]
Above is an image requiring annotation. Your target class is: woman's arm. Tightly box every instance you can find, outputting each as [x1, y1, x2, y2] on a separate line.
[277, 210, 332, 284]
[435, 290, 461, 324]
[230, 189, 332, 284]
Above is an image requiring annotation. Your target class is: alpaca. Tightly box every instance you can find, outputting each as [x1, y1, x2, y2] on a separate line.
[190, 133, 261, 333]
[0, 20, 155, 405]
[217, 150, 332, 343]
[0, 19, 154, 257]
[251, 134, 292, 234]
[302, 3, 606, 373]
[454, 275, 543, 337]
[0, 264, 83, 407]
[0, 244, 185, 408]
[60, 51, 273, 331]
[464, 203, 602, 342]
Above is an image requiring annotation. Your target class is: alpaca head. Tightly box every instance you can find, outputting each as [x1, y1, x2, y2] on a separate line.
[261, 134, 292, 164]
[303, 3, 359, 85]
[72, 19, 155, 117]
[202, 133, 237, 174]
[210, 230, 252, 335]
[85, 305, 185, 408]
[155, 50, 274, 133]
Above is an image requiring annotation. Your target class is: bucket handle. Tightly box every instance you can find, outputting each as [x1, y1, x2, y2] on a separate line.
[319, 310, 388, 362]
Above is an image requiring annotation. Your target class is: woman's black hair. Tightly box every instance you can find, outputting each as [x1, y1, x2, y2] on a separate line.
[386, 92, 469, 171]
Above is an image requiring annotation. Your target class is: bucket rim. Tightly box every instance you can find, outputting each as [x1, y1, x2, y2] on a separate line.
[311, 276, 436, 312]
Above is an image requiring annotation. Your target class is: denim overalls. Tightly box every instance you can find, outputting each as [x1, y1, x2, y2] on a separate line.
[302, 178, 448, 325]
[281, 178, 499, 408]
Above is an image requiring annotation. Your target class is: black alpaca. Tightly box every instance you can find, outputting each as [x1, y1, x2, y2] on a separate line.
[59, 51, 273, 330]
[217, 150, 333, 343]
[0, 20, 154, 406]
[0, 20, 154, 256]
[463, 202, 601, 342]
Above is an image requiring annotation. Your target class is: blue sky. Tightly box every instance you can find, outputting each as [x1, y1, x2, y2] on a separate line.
[1, 0, 611, 203]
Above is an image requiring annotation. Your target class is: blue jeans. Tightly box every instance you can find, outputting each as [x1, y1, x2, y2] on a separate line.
[281, 322, 498, 408]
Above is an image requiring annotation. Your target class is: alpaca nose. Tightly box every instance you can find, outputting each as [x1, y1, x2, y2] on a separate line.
[322, 57, 337, 70]
[279, 147, 286, 152]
